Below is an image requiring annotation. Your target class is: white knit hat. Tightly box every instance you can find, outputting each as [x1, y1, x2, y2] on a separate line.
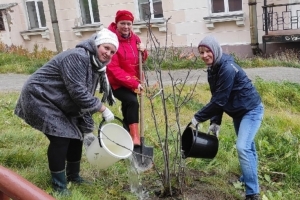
[95, 28, 119, 50]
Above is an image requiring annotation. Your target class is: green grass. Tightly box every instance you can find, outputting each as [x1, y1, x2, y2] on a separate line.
[1, 47, 300, 199]
[0, 53, 49, 74]
[1, 79, 300, 199]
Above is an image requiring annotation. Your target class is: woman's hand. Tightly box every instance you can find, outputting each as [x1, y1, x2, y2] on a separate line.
[137, 43, 146, 52]
[134, 84, 144, 95]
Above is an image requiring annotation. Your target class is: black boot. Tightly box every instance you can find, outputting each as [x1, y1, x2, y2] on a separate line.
[245, 194, 260, 200]
[51, 170, 71, 196]
[66, 161, 91, 184]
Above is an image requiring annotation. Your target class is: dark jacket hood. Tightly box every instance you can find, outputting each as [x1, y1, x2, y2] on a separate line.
[219, 54, 234, 65]
[76, 34, 98, 56]
[210, 54, 234, 74]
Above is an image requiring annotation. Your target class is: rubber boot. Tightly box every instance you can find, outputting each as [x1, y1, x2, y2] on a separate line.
[51, 170, 71, 196]
[66, 161, 91, 184]
[129, 123, 141, 146]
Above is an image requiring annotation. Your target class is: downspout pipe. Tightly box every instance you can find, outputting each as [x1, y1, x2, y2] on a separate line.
[248, 0, 262, 55]
[0, 165, 56, 200]
[48, 0, 63, 53]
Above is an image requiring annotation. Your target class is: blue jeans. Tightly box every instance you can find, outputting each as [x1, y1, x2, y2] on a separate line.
[233, 103, 264, 195]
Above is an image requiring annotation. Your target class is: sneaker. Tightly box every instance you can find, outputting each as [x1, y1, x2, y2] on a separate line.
[245, 194, 260, 200]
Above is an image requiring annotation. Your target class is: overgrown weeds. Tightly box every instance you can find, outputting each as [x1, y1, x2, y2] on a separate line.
[231, 48, 300, 68]
[1, 41, 300, 74]
[0, 41, 55, 74]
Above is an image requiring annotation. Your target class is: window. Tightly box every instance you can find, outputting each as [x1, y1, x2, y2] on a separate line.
[25, 0, 46, 29]
[0, 11, 4, 31]
[211, 0, 242, 14]
[79, 0, 100, 24]
[204, 0, 244, 29]
[138, 0, 163, 21]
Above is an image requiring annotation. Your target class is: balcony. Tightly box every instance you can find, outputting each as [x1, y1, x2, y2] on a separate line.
[262, 2, 300, 53]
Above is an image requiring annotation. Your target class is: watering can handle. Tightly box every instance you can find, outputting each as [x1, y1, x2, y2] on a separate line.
[186, 122, 214, 137]
[186, 122, 201, 137]
[97, 116, 125, 147]
[186, 122, 201, 130]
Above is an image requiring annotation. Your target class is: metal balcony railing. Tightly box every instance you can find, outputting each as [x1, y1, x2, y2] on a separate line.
[261, 1, 300, 53]
[262, 2, 300, 35]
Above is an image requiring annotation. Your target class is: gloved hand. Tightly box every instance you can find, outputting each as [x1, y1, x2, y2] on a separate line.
[83, 132, 96, 149]
[207, 123, 220, 137]
[191, 117, 199, 127]
[102, 107, 114, 122]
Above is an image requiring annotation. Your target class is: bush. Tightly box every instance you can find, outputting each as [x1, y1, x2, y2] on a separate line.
[146, 47, 206, 70]
[0, 42, 55, 74]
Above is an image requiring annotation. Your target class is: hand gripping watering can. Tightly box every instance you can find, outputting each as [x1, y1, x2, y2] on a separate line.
[181, 123, 219, 159]
[85, 117, 134, 169]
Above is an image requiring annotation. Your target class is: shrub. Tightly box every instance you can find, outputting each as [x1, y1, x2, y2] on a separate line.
[0, 41, 55, 74]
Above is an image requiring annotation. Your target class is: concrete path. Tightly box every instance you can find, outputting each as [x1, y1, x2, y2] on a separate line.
[1, 67, 300, 92]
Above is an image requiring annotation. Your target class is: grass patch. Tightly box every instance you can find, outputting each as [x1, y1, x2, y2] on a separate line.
[1, 79, 300, 199]
[231, 49, 300, 68]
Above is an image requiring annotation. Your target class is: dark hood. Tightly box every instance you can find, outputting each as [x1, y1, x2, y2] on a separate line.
[76, 34, 98, 56]
[211, 53, 235, 74]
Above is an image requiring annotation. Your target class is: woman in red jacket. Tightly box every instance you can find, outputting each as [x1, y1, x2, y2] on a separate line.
[107, 10, 148, 146]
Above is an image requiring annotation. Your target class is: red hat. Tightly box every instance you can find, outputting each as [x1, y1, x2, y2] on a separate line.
[115, 10, 134, 23]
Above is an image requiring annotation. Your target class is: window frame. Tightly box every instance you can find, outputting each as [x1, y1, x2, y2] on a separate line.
[24, 0, 46, 29]
[0, 11, 5, 31]
[208, 0, 243, 16]
[136, 0, 164, 21]
[78, 0, 100, 25]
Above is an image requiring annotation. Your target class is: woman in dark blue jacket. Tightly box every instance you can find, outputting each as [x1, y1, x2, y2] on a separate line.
[191, 35, 264, 200]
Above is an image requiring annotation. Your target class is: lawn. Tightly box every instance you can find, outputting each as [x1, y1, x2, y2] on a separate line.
[1, 78, 300, 200]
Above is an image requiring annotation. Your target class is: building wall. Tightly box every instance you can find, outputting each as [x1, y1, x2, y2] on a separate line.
[0, 1, 26, 48]
[0, 0, 294, 56]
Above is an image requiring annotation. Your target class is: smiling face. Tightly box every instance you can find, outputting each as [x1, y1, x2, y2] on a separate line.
[116, 20, 133, 36]
[198, 46, 214, 66]
[97, 43, 116, 63]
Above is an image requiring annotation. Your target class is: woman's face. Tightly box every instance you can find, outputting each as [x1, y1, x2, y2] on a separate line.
[198, 46, 214, 66]
[116, 20, 133, 36]
[97, 43, 116, 63]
